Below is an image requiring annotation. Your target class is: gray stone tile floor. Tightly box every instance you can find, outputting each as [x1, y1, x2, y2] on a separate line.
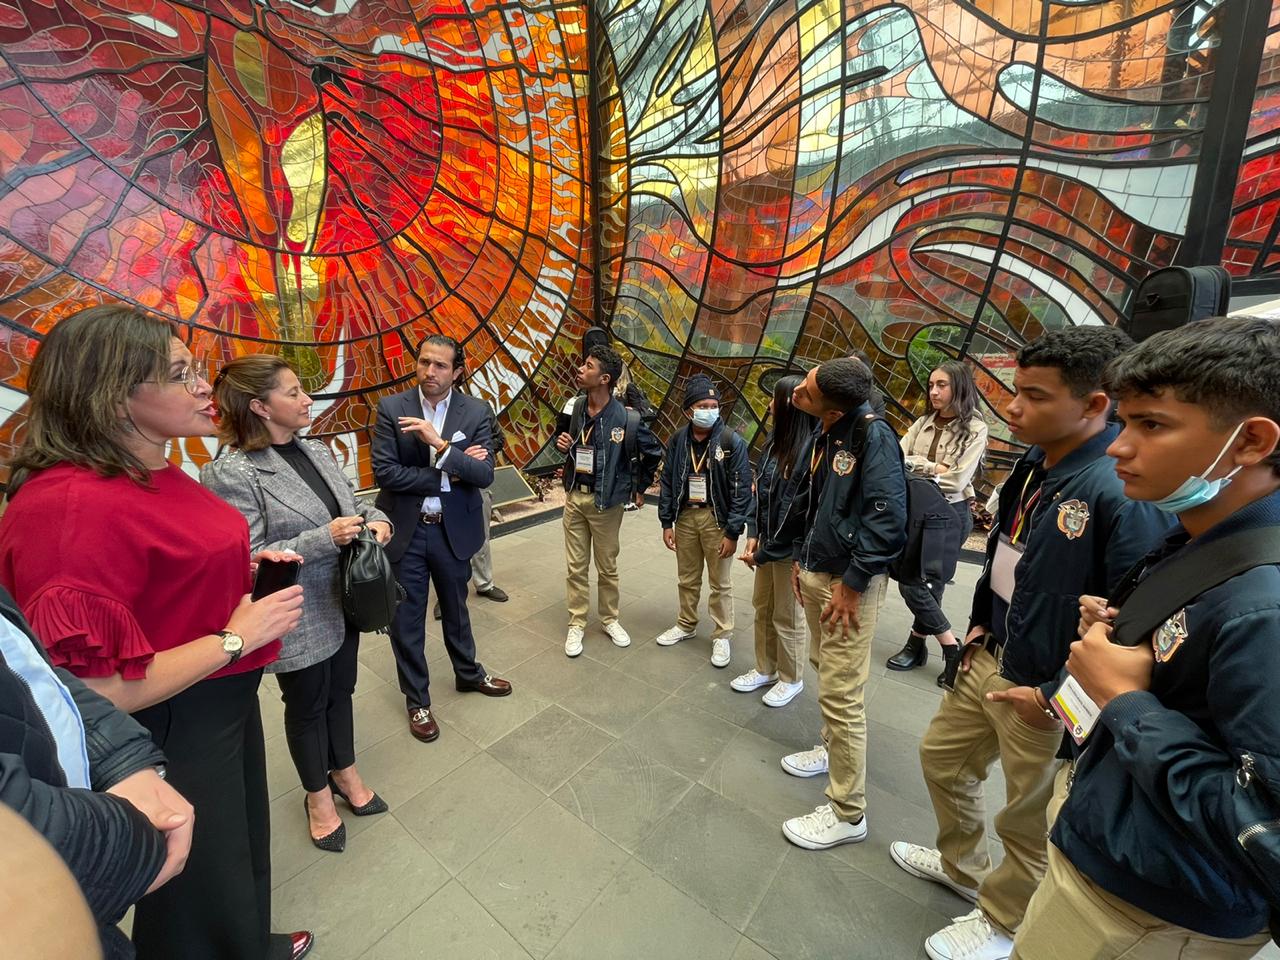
[247, 509, 1280, 960]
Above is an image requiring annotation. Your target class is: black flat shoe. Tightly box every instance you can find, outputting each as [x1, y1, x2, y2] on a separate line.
[886, 634, 927, 671]
[304, 796, 346, 852]
[328, 775, 389, 816]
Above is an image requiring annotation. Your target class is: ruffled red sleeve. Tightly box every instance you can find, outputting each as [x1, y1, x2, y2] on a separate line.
[25, 585, 156, 680]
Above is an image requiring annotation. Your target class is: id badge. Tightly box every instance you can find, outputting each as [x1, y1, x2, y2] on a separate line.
[575, 446, 595, 475]
[688, 475, 708, 504]
[1051, 675, 1101, 745]
[991, 534, 1023, 603]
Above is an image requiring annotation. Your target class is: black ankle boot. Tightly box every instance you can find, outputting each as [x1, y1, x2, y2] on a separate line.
[886, 634, 927, 671]
[937, 644, 963, 689]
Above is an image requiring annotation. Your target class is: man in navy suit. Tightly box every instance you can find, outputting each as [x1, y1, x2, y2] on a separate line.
[373, 335, 513, 744]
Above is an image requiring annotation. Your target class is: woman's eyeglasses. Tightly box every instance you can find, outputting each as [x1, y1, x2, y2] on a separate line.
[170, 359, 209, 395]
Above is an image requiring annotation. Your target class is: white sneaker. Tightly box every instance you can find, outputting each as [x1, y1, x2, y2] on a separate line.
[924, 909, 1012, 960]
[890, 842, 979, 902]
[603, 621, 631, 648]
[656, 625, 695, 646]
[565, 626, 584, 658]
[730, 668, 777, 692]
[780, 744, 828, 778]
[782, 803, 867, 850]
[762, 680, 804, 707]
[710, 637, 731, 668]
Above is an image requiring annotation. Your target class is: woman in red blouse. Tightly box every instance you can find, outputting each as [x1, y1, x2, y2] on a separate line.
[0, 305, 313, 960]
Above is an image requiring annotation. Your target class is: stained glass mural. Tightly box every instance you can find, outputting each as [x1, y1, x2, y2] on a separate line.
[1224, 2, 1280, 279]
[0, 0, 1271, 487]
[0, 0, 593, 484]
[596, 0, 1232, 470]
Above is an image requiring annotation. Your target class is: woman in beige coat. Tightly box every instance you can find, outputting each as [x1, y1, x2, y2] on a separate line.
[887, 360, 988, 686]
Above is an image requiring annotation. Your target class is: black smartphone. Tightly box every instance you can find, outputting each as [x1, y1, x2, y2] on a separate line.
[252, 558, 301, 600]
[555, 411, 571, 436]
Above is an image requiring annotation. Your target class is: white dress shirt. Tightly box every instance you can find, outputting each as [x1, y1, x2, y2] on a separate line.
[420, 388, 453, 514]
[1, 616, 90, 789]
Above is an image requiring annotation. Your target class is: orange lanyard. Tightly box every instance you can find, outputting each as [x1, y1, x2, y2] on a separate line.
[690, 440, 709, 474]
[579, 421, 594, 446]
[809, 440, 825, 476]
[1010, 471, 1042, 545]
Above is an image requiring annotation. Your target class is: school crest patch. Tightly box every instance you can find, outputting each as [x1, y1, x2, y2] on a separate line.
[610, 427, 625, 443]
[714, 446, 725, 461]
[832, 450, 856, 476]
[1153, 609, 1189, 663]
[1056, 499, 1090, 540]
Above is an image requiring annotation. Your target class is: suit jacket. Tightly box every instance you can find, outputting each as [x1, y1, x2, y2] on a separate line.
[372, 387, 495, 563]
[200, 440, 390, 673]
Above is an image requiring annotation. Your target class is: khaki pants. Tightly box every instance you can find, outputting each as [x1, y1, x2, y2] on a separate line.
[1012, 844, 1270, 960]
[563, 490, 624, 629]
[674, 508, 733, 636]
[919, 647, 1065, 935]
[798, 570, 887, 822]
[752, 560, 805, 683]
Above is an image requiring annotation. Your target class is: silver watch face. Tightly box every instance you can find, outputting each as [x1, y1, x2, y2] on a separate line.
[222, 633, 244, 653]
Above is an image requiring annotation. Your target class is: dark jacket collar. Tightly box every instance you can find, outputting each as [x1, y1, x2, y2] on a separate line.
[1023, 422, 1120, 480]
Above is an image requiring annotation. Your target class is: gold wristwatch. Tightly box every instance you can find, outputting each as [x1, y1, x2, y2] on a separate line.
[218, 630, 245, 665]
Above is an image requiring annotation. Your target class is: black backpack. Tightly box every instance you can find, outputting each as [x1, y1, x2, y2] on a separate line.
[847, 413, 960, 584]
[340, 520, 403, 632]
[1123, 266, 1230, 343]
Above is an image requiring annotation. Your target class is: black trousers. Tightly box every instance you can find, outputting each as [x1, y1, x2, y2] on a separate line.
[131, 670, 272, 960]
[389, 520, 485, 708]
[898, 500, 974, 636]
[276, 626, 360, 793]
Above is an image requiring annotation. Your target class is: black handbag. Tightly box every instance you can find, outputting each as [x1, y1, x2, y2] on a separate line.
[340, 521, 403, 632]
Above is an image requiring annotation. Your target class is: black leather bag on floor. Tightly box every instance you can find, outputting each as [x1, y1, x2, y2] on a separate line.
[340, 521, 403, 632]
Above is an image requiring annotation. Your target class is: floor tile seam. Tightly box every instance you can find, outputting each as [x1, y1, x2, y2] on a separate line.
[484, 727, 617, 798]
[418, 787, 547, 879]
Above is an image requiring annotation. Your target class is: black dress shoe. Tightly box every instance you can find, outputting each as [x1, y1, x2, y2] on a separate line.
[304, 796, 345, 853]
[455, 673, 512, 697]
[328, 775, 389, 816]
[886, 634, 927, 671]
[938, 644, 963, 689]
[408, 706, 440, 742]
[477, 585, 509, 602]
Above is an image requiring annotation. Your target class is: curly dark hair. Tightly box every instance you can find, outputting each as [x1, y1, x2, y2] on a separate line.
[1017, 325, 1134, 398]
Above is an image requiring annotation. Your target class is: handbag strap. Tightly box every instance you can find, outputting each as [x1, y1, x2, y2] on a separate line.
[1112, 526, 1280, 647]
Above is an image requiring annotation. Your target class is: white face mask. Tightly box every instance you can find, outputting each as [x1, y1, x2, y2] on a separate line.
[1150, 423, 1245, 514]
[691, 408, 719, 429]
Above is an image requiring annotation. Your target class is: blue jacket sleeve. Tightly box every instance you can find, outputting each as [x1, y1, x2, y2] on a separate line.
[440, 406, 495, 489]
[1101, 606, 1280, 885]
[658, 435, 678, 529]
[725, 435, 754, 540]
[371, 397, 441, 497]
[843, 425, 908, 592]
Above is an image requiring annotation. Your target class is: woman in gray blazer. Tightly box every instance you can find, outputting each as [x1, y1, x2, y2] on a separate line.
[202, 356, 391, 854]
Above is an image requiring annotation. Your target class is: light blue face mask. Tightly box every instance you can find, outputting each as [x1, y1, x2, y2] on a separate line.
[1151, 423, 1245, 514]
[691, 408, 719, 429]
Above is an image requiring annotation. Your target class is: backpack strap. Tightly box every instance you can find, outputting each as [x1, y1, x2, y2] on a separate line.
[1112, 527, 1280, 647]
[623, 407, 641, 483]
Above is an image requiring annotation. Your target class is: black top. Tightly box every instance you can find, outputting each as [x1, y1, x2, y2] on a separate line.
[569, 409, 603, 491]
[273, 440, 341, 519]
[681, 435, 712, 508]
